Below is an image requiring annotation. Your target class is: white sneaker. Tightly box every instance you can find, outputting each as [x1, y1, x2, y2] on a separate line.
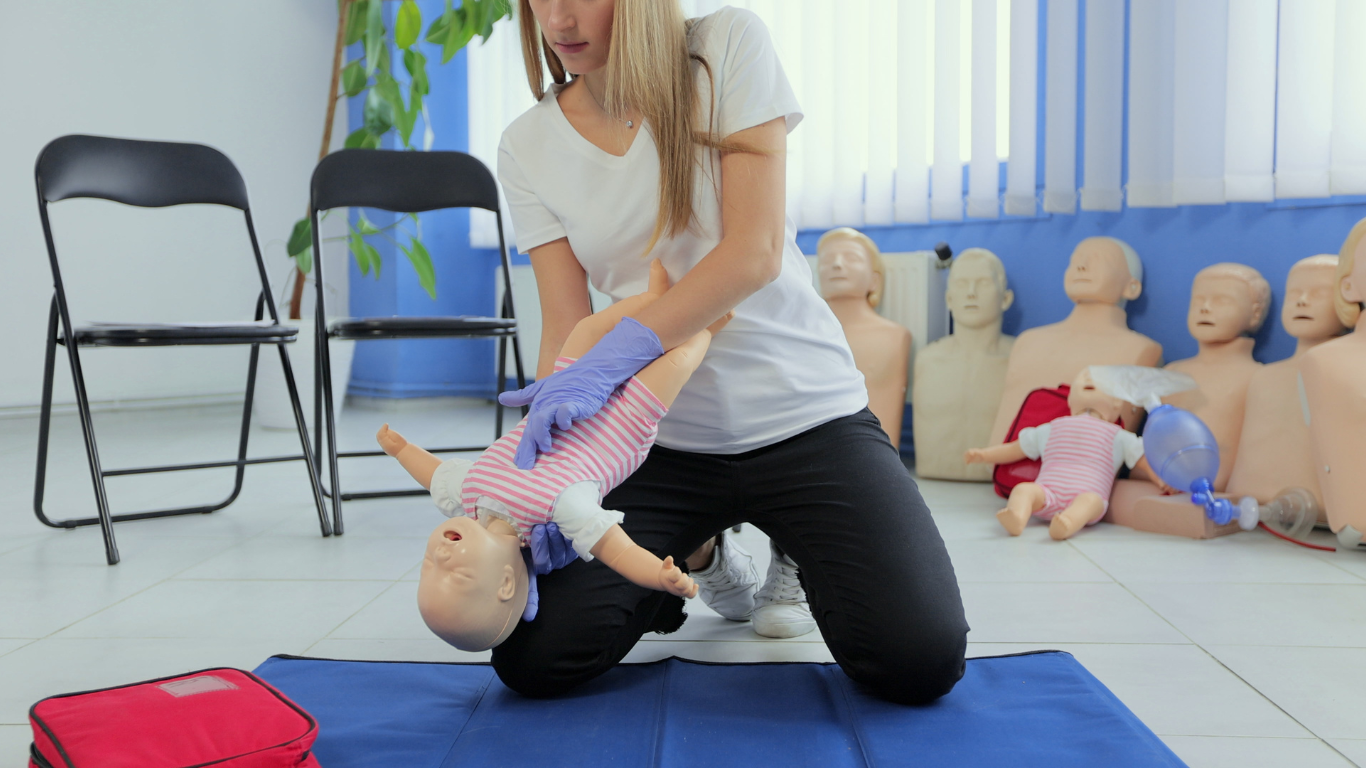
[752, 541, 817, 639]
[691, 534, 759, 621]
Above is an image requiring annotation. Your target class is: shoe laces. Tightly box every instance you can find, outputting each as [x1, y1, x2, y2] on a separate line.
[759, 555, 805, 604]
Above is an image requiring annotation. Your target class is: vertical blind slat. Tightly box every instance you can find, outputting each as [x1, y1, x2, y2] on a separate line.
[1275, 0, 1336, 199]
[1330, 0, 1366, 194]
[1172, 0, 1229, 205]
[968, 0, 1000, 218]
[896, 0, 932, 223]
[933, 0, 964, 220]
[865, 0, 897, 225]
[1043, 0, 1078, 214]
[1080, 0, 1123, 211]
[1125, 0, 1175, 207]
[1223, 0, 1277, 202]
[1005, 0, 1039, 216]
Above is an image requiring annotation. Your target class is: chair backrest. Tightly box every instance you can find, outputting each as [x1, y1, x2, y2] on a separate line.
[36, 135, 251, 210]
[310, 149, 500, 213]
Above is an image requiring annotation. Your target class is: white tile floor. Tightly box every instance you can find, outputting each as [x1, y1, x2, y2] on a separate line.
[2, 399, 1364, 767]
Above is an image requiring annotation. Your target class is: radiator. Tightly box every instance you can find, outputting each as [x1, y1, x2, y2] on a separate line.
[500, 252, 948, 395]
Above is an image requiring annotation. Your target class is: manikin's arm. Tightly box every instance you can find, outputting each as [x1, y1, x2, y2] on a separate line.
[377, 424, 441, 489]
[1131, 456, 1176, 494]
[590, 525, 698, 598]
[964, 441, 1028, 466]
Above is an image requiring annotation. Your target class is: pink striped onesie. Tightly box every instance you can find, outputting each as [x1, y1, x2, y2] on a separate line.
[430, 356, 668, 559]
[1017, 414, 1145, 525]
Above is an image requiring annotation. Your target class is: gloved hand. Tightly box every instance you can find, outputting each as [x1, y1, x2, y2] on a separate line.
[528, 522, 576, 576]
[498, 317, 663, 469]
[520, 523, 577, 622]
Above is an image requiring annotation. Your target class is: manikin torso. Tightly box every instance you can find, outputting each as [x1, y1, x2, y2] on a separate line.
[1227, 258, 1344, 515]
[819, 234, 912, 449]
[914, 251, 1015, 481]
[1302, 234, 1366, 537]
[989, 238, 1161, 445]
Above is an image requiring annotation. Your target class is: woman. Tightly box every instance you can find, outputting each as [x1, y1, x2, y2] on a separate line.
[494, 0, 968, 705]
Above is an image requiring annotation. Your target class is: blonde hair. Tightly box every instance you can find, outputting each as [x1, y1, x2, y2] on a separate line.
[1335, 217, 1366, 327]
[817, 227, 886, 308]
[518, 0, 758, 255]
[1196, 263, 1272, 332]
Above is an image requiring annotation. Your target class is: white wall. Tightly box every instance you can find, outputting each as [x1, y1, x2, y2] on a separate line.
[0, 0, 349, 412]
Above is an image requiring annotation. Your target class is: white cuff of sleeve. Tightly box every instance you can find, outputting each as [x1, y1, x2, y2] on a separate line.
[429, 458, 474, 518]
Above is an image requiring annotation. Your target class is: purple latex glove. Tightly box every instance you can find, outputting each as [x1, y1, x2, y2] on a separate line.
[520, 523, 577, 622]
[498, 317, 663, 469]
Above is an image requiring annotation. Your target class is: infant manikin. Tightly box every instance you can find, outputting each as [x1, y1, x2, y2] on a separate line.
[965, 368, 1174, 540]
[380, 261, 723, 651]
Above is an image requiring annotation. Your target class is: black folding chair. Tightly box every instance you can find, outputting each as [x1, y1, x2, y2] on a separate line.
[308, 149, 525, 535]
[33, 135, 332, 565]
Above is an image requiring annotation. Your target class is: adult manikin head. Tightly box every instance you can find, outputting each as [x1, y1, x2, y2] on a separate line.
[1187, 263, 1271, 343]
[818, 227, 886, 308]
[417, 514, 530, 652]
[1335, 217, 1366, 328]
[1063, 237, 1143, 308]
[946, 248, 1013, 329]
[1283, 255, 1347, 341]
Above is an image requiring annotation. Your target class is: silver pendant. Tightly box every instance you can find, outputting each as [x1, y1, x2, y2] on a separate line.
[626, 120, 634, 129]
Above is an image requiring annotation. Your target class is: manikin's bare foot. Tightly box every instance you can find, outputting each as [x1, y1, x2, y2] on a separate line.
[996, 504, 1031, 536]
[1048, 493, 1105, 541]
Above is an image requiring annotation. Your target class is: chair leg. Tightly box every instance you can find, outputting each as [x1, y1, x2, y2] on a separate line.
[511, 332, 528, 418]
[317, 329, 345, 535]
[277, 341, 332, 537]
[64, 342, 119, 565]
[33, 300, 63, 531]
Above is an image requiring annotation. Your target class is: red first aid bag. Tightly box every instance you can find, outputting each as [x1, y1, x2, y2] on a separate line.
[993, 384, 1072, 498]
[29, 668, 320, 768]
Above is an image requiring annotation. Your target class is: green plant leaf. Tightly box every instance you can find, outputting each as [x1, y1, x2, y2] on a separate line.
[441, 6, 475, 63]
[349, 231, 383, 278]
[363, 0, 384, 76]
[286, 217, 312, 257]
[395, 0, 422, 49]
[404, 49, 429, 97]
[344, 0, 369, 45]
[374, 73, 413, 146]
[343, 127, 370, 148]
[341, 60, 367, 97]
[363, 88, 395, 135]
[425, 0, 454, 43]
[400, 238, 437, 299]
[356, 212, 381, 235]
[295, 245, 313, 276]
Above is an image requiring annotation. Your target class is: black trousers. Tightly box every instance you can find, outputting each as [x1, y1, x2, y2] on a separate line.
[490, 408, 970, 705]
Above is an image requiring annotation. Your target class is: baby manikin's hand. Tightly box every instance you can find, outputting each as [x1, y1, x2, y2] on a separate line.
[376, 424, 408, 457]
[659, 556, 698, 598]
[963, 448, 987, 465]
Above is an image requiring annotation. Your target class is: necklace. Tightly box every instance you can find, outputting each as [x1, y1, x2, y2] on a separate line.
[583, 80, 634, 129]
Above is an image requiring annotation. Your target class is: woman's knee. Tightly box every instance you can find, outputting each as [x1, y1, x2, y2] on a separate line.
[844, 626, 968, 705]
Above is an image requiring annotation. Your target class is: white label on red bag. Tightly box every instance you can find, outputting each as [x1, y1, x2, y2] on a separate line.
[158, 675, 241, 698]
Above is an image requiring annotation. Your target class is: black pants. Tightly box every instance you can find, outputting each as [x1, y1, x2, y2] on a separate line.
[490, 408, 969, 705]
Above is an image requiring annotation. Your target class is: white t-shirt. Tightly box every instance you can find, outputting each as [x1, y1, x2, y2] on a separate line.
[497, 7, 867, 453]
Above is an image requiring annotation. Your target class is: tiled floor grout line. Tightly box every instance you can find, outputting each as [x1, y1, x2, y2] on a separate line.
[302, 577, 409, 656]
[1065, 537, 1351, 762]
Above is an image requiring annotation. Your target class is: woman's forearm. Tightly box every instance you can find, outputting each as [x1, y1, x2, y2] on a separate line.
[629, 237, 779, 350]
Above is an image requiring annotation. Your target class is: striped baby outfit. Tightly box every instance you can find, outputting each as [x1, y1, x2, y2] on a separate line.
[1018, 414, 1144, 524]
[458, 356, 669, 542]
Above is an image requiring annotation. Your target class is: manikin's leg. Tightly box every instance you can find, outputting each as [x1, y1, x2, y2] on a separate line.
[1048, 492, 1106, 541]
[997, 482, 1047, 536]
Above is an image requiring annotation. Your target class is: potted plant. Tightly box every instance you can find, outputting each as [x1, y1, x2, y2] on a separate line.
[255, 0, 509, 429]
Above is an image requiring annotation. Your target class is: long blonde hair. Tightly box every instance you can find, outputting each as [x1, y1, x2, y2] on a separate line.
[518, 0, 757, 254]
[1336, 217, 1366, 327]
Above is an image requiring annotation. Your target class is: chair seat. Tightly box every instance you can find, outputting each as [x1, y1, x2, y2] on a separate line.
[68, 322, 298, 347]
[327, 316, 516, 340]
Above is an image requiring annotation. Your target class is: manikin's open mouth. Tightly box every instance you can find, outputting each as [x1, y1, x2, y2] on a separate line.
[444, 531, 461, 542]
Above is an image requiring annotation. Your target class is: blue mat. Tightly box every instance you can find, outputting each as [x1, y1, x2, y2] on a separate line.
[254, 651, 1185, 767]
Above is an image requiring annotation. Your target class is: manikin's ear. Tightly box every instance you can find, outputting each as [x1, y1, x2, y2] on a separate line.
[1000, 288, 1015, 312]
[496, 564, 517, 602]
[1342, 274, 1363, 304]
[1121, 278, 1142, 302]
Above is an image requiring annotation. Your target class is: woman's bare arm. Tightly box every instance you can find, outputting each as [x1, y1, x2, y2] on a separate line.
[627, 117, 789, 350]
[527, 241, 594, 379]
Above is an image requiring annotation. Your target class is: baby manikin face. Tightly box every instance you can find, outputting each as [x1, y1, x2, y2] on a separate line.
[1068, 369, 1126, 424]
[1282, 266, 1344, 341]
[417, 516, 526, 652]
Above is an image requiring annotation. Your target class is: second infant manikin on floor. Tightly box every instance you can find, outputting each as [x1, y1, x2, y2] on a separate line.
[379, 261, 725, 651]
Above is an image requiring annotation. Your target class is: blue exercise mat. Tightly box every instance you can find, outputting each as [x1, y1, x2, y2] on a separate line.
[254, 651, 1185, 767]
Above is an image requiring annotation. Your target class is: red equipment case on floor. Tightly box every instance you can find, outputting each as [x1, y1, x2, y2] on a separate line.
[993, 384, 1073, 498]
[29, 667, 321, 768]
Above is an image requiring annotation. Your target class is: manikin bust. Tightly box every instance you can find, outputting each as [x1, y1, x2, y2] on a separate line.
[1227, 256, 1345, 516]
[989, 237, 1161, 447]
[913, 248, 1016, 481]
[1302, 218, 1366, 547]
[817, 227, 912, 449]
